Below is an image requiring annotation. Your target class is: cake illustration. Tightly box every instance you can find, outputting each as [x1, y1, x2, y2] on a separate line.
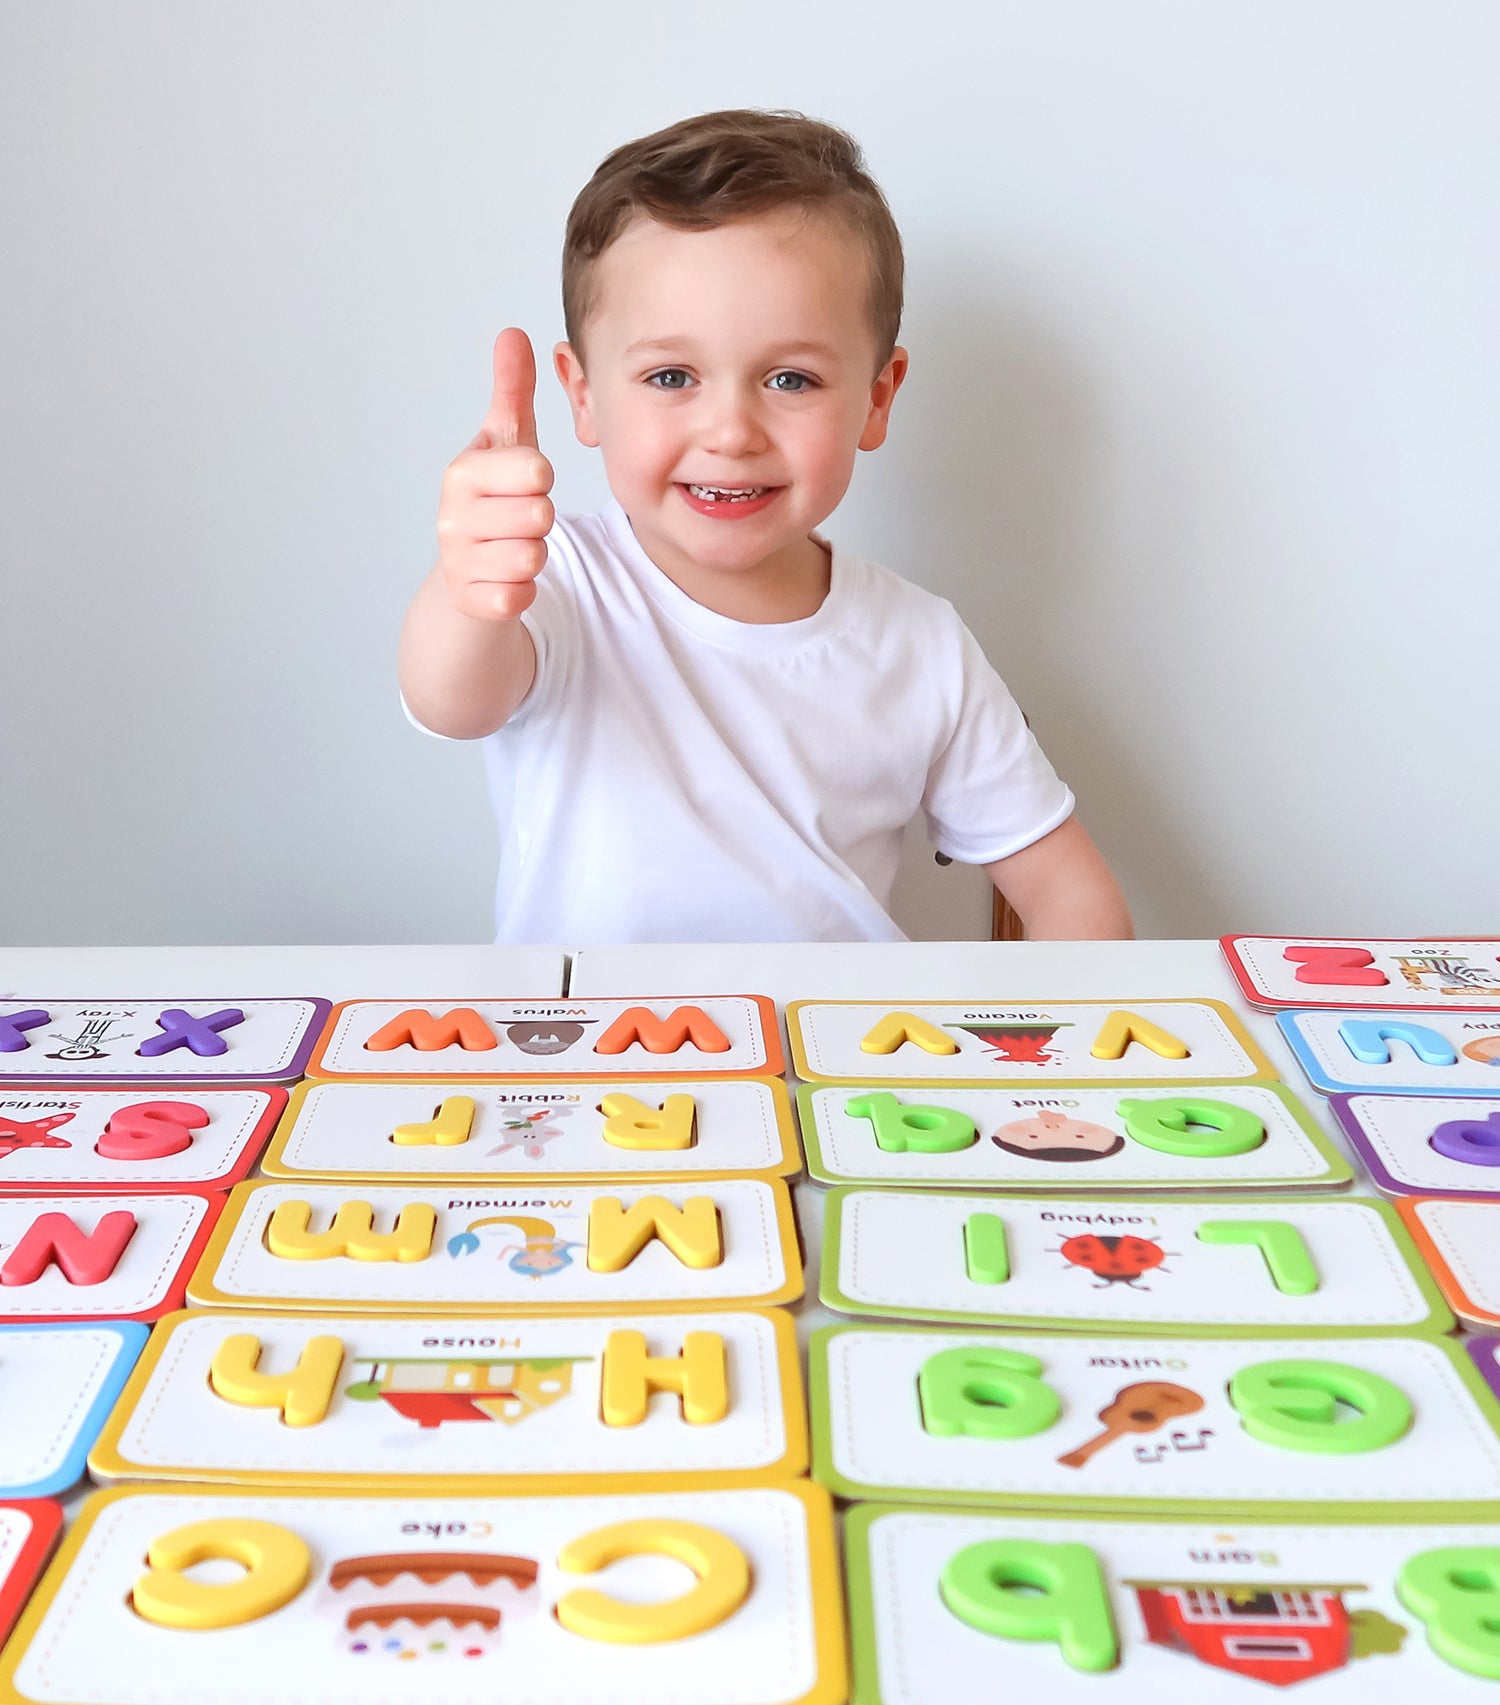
[322, 1549, 540, 1659]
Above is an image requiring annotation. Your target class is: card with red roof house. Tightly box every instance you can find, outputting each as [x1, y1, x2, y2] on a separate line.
[1222, 936, 1500, 1011]
[846, 1503, 1500, 1700]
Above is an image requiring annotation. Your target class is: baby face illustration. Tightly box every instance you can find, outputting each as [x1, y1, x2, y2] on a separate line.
[991, 1109, 1125, 1163]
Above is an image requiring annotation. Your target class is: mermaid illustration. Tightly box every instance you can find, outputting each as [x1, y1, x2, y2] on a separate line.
[445, 1213, 582, 1279]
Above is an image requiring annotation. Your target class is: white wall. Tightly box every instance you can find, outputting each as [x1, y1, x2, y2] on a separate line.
[2, 1, 1495, 946]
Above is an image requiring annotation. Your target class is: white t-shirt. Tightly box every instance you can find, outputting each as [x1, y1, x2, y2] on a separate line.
[454, 501, 1074, 943]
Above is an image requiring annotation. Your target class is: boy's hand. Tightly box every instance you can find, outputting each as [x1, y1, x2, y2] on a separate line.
[437, 327, 555, 619]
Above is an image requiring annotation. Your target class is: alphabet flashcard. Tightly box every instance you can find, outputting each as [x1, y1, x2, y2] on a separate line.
[187, 1180, 802, 1316]
[0, 1087, 285, 1192]
[0, 1483, 845, 1705]
[0, 1502, 61, 1649]
[1279, 1009, 1500, 1097]
[1331, 1094, 1500, 1199]
[0, 1000, 329, 1083]
[846, 1503, 1500, 1700]
[0, 1193, 223, 1323]
[90, 1307, 805, 1493]
[797, 1082, 1348, 1192]
[307, 996, 783, 1080]
[811, 1325, 1500, 1519]
[1397, 1199, 1500, 1330]
[260, 1077, 799, 1185]
[818, 1190, 1449, 1335]
[0, 1323, 146, 1497]
[786, 999, 1275, 1086]
[1224, 935, 1500, 1012]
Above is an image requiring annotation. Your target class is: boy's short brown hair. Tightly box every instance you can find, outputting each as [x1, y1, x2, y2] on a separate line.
[562, 108, 904, 368]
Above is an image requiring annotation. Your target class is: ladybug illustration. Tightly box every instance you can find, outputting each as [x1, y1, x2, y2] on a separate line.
[1058, 1232, 1169, 1288]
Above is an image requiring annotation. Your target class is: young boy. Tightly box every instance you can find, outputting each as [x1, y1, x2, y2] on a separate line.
[400, 109, 1132, 945]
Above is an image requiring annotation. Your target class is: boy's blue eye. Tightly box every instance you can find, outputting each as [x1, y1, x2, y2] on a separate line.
[646, 368, 692, 390]
[768, 371, 814, 392]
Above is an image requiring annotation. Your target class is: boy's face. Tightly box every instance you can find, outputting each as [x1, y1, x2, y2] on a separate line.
[554, 209, 906, 609]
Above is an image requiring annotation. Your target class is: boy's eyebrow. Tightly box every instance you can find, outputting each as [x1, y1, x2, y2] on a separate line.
[623, 336, 843, 361]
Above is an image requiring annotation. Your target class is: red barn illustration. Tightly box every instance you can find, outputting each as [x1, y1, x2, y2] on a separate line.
[1127, 1579, 1360, 1686]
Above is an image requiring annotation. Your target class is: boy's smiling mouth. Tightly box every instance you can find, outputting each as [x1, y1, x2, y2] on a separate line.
[678, 482, 781, 518]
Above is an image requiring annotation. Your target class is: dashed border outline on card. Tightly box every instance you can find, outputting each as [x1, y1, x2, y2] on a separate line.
[0, 1324, 149, 1497]
[87, 1305, 809, 1493]
[0, 1502, 63, 1651]
[258, 1076, 803, 1185]
[1330, 1094, 1500, 1201]
[1398, 1198, 1500, 1329]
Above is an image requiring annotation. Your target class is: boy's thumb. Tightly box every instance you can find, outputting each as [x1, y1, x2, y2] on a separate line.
[480, 327, 540, 451]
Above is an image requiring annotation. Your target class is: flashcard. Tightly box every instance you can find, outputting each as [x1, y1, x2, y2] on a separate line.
[847, 1503, 1500, 1699]
[0, 999, 328, 1083]
[786, 999, 1275, 1086]
[187, 1180, 802, 1316]
[819, 1189, 1449, 1335]
[260, 1077, 799, 1185]
[1397, 1199, 1500, 1330]
[811, 1326, 1500, 1519]
[307, 996, 783, 1080]
[90, 1307, 805, 1493]
[0, 1503, 61, 1648]
[1469, 1336, 1500, 1408]
[0, 1087, 284, 1192]
[0, 1323, 146, 1496]
[796, 1082, 1348, 1192]
[0, 1192, 222, 1323]
[1330, 1094, 1500, 1199]
[1224, 934, 1500, 1012]
[1, 1484, 845, 1705]
[1279, 1009, 1500, 1097]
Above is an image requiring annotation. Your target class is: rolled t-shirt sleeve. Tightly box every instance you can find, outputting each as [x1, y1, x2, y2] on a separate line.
[920, 617, 1075, 864]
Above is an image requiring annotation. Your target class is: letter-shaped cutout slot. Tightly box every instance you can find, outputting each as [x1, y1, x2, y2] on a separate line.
[209, 1333, 345, 1428]
[846, 1092, 976, 1152]
[858, 1011, 958, 1056]
[554, 1520, 750, 1644]
[266, 1199, 436, 1262]
[1337, 1020, 1457, 1067]
[390, 1096, 475, 1147]
[365, 1008, 498, 1053]
[1283, 944, 1389, 986]
[599, 1092, 697, 1151]
[0, 1209, 137, 1287]
[586, 1196, 722, 1272]
[1090, 1011, 1189, 1062]
[940, 1538, 1119, 1673]
[96, 1100, 210, 1161]
[599, 1329, 728, 1426]
[131, 1519, 310, 1629]
[1196, 1219, 1319, 1294]
[594, 1006, 730, 1056]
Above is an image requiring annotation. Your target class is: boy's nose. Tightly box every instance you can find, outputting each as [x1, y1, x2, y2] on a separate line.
[699, 386, 771, 456]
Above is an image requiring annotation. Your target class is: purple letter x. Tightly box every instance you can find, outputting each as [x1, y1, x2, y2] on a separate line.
[0, 1010, 50, 1053]
[137, 1007, 246, 1058]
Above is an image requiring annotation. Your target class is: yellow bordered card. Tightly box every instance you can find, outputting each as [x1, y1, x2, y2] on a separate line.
[786, 999, 1277, 1086]
[89, 1307, 806, 1492]
[186, 1180, 803, 1316]
[259, 1076, 800, 1185]
[0, 1483, 846, 1705]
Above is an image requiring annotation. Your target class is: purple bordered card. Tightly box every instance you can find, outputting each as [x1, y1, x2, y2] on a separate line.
[1330, 1093, 1500, 1200]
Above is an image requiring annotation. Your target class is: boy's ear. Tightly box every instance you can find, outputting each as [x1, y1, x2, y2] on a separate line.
[858, 346, 909, 452]
[553, 341, 600, 448]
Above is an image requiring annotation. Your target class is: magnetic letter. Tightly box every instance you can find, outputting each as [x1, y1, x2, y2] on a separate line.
[390, 1096, 475, 1147]
[586, 1195, 722, 1272]
[137, 1007, 245, 1058]
[1338, 1020, 1456, 1067]
[1196, 1219, 1319, 1294]
[266, 1199, 436, 1262]
[599, 1329, 728, 1426]
[1118, 1097, 1265, 1158]
[209, 1333, 345, 1428]
[0, 1009, 49, 1053]
[96, 1099, 210, 1161]
[593, 1006, 730, 1055]
[918, 1345, 1060, 1440]
[555, 1520, 749, 1644]
[846, 1091, 976, 1152]
[132, 1519, 310, 1629]
[599, 1092, 697, 1151]
[1229, 1359, 1413, 1454]
[0, 1209, 137, 1286]
[1430, 1112, 1500, 1167]
[365, 1008, 497, 1052]
[940, 1539, 1119, 1672]
[1398, 1546, 1500, 1679]
[1283, 944, 1388, 986]
[858, 1011, 958, 1056]
[964, 1212, 1010, 1284]
[1090, 1010, 1190, 1061]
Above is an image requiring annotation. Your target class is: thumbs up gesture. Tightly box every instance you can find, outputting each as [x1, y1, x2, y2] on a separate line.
[437, 328, 555, 619]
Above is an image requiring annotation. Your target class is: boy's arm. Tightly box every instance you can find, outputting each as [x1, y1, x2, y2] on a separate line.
[983, 816, 1134, 941]
[398, 328, 553, 739]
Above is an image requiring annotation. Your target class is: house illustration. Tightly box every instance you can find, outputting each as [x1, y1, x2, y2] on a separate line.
[1126, 1578, 1400, 1686]
[343, 1354, 591, 1428]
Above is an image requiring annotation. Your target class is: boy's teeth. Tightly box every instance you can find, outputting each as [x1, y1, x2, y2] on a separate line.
[687, 484, 767, 501]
